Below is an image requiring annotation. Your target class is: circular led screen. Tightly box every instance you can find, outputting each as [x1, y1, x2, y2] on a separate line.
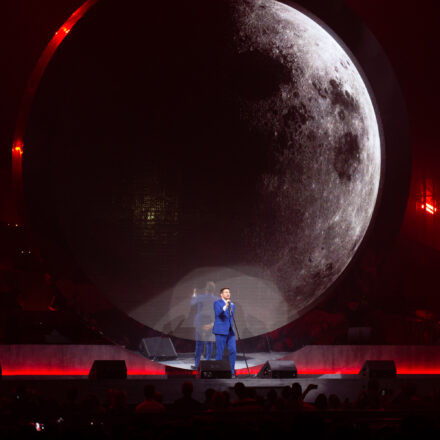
[23, 0, 383, 342]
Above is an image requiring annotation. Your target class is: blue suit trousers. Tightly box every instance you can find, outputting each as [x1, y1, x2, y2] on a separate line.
[215, 327, 236, 374]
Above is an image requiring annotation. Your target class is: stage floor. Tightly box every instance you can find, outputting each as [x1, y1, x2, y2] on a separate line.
[3, 344, 440, 376]
[0, 345, 440, 404]
[156, 351, 289, 370]
[2, 343, 440, 405]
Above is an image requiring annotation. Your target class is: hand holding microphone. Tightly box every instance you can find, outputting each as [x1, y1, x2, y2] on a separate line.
[226, 299, 233, 315]
[223, 299, 233, 313]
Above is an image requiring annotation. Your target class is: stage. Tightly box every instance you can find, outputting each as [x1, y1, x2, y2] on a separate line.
[161, 351, 289, 371]
[1, 344, 440, 404]
[2, 344, 440, 376]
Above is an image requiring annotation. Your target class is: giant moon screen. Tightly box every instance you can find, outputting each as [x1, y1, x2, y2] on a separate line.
[24, 0, 382, 341]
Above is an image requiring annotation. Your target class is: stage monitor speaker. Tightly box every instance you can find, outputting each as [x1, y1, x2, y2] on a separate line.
[198, 360, 231, 379]
[139, 337, 177, 361]
[257, 360, 297, 379]
[359, 360, 396, 379]
[89, 360, 127, 379]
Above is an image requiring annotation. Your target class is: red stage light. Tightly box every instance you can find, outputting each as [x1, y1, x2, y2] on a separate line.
[417, 201, 437, 215]
[12, 144, 23, 156]
[2, 367, 166, 376]
[5, 365, 440, 376]
[11, 0, 99, 204]
[426, 203, 435, 214]
[416, 179, 438, 216]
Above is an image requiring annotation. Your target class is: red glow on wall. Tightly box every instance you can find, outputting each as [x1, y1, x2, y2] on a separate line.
[416, 178, 438, 215]
[12, 143, 23, 157]
[3, 345, 440, 377]
[11, 0, 99, 223]
[425, 203, 436, 214]
[56, 26, 72, 35]
[237, 366, 440, 376]
[0, 345, 167, 377]
[12, 141, 23, 182]
[2, 368, 166, 376]
[4, 365, 440, 376]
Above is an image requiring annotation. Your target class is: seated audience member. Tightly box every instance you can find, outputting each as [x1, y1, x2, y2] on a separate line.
[314, 393, 328, 410]
[203, 388, 216, 410]
[230, 382, 261, 411]
[109, 390, 129, 416]
[355, 379, 381, 410]
[390, 382, 423, 410]
[173, 381, 202, 412]
[272, 386, 293, 411]
[136, 384, 165, 413]
[328, 394, 341, 410]
[209, 392, 229, 412]
[291, 382, 318, 410]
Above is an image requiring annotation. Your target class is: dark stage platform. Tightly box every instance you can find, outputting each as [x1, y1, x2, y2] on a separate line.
[2, 344, 440, 376]
[1, 344, 440, 405]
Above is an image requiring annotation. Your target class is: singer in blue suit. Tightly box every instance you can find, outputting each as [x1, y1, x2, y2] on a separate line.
[212, 287, 236, 376]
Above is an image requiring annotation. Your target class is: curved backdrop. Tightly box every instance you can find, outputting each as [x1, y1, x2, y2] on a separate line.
[21, 0, 407, 347]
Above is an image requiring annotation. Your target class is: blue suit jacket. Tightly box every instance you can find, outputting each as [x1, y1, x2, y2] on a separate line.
[212, 298, 235, 335]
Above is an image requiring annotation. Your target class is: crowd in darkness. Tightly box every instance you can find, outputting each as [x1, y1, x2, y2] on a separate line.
[0, 380, 440, 439]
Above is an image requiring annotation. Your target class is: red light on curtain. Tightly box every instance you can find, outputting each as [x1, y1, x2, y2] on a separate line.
[56, 26, 71, 36]
[10, 0, 99, 224]
[416, 178, 438, 215]
[12, 140, 23, 187]
[12, 144, 23, 156]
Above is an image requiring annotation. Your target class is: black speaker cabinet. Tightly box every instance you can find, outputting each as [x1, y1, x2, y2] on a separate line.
[89, 360, 127, 379]
[359, 360, 396, 379]
[198, 359, 231, 379]
[139, 337, 177, 361]
[257, 360, 297, 379]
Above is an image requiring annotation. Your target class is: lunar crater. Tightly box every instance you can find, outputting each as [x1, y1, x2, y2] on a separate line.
[333, 132, 361, 182]
[283, 102, 314, 130]
[312, 79, 329, 99]
[329, 78, 359, 112]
